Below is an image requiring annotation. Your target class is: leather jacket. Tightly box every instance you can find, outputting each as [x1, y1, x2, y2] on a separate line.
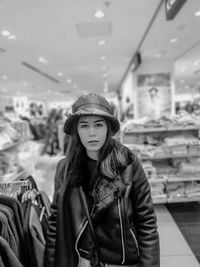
[44, 152, 160, 267]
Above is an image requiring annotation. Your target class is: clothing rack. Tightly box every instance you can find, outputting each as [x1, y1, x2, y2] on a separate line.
[0, 180, 32, 198]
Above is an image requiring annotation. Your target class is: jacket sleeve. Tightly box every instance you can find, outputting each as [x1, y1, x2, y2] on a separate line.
[43, 158, 66, 267]
[131, 156, 160, 267]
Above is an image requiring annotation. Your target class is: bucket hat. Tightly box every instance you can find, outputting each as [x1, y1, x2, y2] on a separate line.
[63, 93, 120, 135]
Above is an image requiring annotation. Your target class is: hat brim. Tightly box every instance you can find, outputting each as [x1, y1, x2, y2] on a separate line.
[63, 108, 120, 135]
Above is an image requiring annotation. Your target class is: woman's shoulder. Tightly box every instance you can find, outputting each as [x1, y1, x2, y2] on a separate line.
[120, 142, 137, 165]
[55, 157, 68, 178]
[57, 157, 67, 168]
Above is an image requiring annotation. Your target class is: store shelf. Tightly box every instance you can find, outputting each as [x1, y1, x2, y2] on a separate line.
[167, 177, 200, 182]
[0, 139, 28, 152]
[167, 197, 200, 203]
[122, 122, 200, 204]
[0, 170, 27, 182]
[123, 125, 199, 134]
[152, 198, 167, 204]
[140, 153, 200, 160]
[149, 178, 167, 184]
[152, 196, 200, 204]
[14, 170, 27, 180]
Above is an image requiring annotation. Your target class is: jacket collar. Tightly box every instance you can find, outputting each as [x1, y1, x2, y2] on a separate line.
[91, 175, 126, 220]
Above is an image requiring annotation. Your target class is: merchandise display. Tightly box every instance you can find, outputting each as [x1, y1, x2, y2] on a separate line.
[121, 115, 200, 204]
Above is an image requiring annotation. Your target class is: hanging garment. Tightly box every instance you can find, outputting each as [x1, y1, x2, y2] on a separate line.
[0, 236, 23, 267]
[0, 195, 28, 266]
[23, 199, 46, 267]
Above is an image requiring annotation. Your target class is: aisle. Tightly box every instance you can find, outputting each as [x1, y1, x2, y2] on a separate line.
[156, 204, 200, 267]
[166, 202, 200, 264]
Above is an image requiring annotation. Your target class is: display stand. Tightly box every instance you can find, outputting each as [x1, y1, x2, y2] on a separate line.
[121, 123, 200, 204]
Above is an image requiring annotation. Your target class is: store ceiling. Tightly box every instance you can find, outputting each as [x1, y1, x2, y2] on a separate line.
[0, 0, 200, 102]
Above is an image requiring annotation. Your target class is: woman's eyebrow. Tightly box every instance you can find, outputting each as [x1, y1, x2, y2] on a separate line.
[94, 119, 104, 123]
[79, 119, 105, 123]
[79, 120, 88, 123]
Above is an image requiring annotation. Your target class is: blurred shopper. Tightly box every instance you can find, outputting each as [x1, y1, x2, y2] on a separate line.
[44, 94, 160, 267]
[41, 109, 60, 155]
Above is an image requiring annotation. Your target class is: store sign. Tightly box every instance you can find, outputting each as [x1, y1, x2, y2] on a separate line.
[165, 0, 187, 20]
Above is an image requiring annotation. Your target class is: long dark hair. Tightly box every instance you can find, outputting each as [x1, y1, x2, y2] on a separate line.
[67, 116, 131, 182]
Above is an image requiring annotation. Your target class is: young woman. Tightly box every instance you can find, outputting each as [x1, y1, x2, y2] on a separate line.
[44, 93, 160, 267]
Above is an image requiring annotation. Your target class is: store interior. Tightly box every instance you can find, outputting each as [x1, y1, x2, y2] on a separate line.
[1, 0, 200, 266]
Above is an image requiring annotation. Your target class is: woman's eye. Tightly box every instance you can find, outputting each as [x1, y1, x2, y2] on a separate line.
[80, 124, 88, 128]
[96, 123, 103, 127]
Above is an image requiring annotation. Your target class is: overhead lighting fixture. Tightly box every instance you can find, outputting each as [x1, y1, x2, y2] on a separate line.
[8, 35, 16, 40]
[181, 67, 186, 72]
[100, 56, 106, 60]
[67, 79, 72, 84]
[1, 30, 10, 36]
[101, 65, 107, 70]
[194, 10, 200, 16]
[98, 40, 106, 45]
[38, 57, 48, 63]
[170, 38, 178, 43]
[156, 53, 161, 58]
[94, 10, 105, 19]
[57, 71, 63, 77]
[2, 75, 7, 80]
[102, 73, 108, 78]
[103, 81, 108, 93]
[193, 59, 200, 66]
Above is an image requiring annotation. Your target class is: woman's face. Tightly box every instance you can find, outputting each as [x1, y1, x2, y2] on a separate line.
[77, 115, 108, 160]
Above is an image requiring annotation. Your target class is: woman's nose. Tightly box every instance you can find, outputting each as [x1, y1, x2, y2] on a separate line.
[88, 127, 95, 136]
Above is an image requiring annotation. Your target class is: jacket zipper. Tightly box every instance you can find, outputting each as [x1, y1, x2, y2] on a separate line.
[118, 198, 125, 264]
[130, 228, 140, 256]
[75, 219, 88, 266]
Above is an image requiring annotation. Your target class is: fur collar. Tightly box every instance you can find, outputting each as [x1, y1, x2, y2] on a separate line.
[91, 175, 126, 220]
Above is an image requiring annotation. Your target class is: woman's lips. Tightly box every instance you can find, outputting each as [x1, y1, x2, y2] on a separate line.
[88, 140, 98, 144]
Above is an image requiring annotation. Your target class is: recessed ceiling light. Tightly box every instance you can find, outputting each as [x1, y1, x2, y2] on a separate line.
[1, 30, 10, 36]
[156, 53, 161, 58]
[103, 81, 108, 93]
[2, 75, 7, 80]
[98, 40, 106, 45]
[38, 57, 47, 63]
[57, 71, 63, 77]
[94, 10, 105, 19]
[194, 10, 200, 16]
[101, 65, 107, 70]
[8, 35, 16, 40]
[2, 88, 7, 92]
[67, 79, 72, 84]
[102, 73, 108, 78]
[100, 56, 106, 60]
[170, 38, 178, 43]
[181, 67, 186, 72]
[193, 59, 200, 66]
